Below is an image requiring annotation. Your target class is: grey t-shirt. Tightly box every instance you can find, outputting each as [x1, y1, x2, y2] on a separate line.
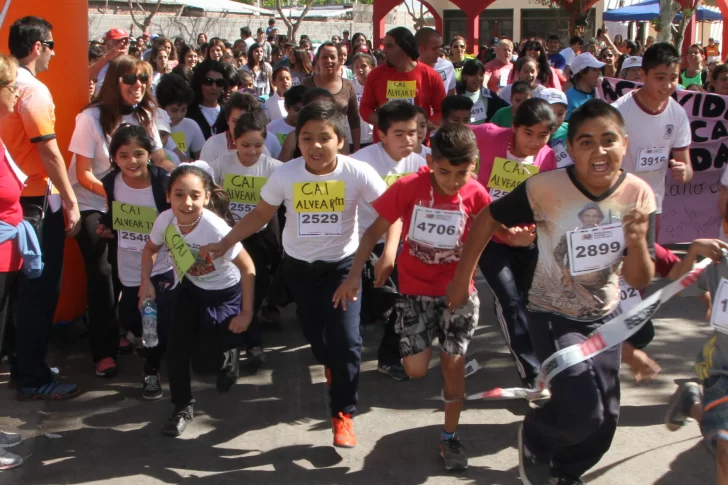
[696, 257, 728, 378]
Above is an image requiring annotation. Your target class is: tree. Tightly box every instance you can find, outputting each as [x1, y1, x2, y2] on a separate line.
[529, 0, 600, 36]
[402, 0, 429, 31]
[272, 0, 317, 42]
[128, 0, 164, 35]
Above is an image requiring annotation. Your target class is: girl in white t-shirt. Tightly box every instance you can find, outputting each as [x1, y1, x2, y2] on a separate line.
[210, 112, 283, 369]
[350, 53, 375, 151]
[140, 163, 256, 438]
[97, 125, 174, 401]
[264, 67, 292, 122]
[68, 56, 169, 380]
[202, 101, 394, 448]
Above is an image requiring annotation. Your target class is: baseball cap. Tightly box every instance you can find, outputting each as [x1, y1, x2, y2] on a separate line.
[157, 109, 172, 135]
[105, 28, 129, 43]
[539, 88, 568, 106]
[257, 27, 264, 34]
[343, 30, 349, 34]
[570, 52, 605, 75]
[621, 56, 642, 71]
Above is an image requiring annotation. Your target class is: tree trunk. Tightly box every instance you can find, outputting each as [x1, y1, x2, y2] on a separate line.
[657, 0, 677, 43]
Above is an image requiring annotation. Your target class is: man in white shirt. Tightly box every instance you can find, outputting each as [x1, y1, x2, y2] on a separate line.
[241, 27, 255, 51]
[415, 27, 456, 96]
[560, 35, 584, 67]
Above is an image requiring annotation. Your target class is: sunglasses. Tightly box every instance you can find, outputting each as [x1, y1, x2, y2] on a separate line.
[202, 77, 226, 87]
[453, 45, 466, 49]
[40, 40, 54, 50]
[120, 73, 150, 85]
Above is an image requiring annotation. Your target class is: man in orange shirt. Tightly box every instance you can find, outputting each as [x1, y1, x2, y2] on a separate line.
[0, 16, 81, 401]
[706, 38, 721, 60]
[483, 39, 514, 94]
[359, 27, 446, 140]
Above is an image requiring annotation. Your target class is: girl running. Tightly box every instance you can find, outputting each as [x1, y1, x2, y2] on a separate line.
[456, 60, 509, 125]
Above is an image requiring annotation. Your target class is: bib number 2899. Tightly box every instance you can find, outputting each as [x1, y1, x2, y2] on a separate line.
[574, 241, 621, 259]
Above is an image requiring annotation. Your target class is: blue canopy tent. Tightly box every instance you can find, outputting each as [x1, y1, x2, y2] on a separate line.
[603, 0, 722, 22]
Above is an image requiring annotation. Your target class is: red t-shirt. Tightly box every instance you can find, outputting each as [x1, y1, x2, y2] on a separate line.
[359, 62, 446, 142]
[373, 167, 490, 297]
[0, 142, 25, 272]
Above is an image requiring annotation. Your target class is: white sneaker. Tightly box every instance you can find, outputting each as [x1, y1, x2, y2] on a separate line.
[0, 448, 23, 470]
[0, 432, 21, 448]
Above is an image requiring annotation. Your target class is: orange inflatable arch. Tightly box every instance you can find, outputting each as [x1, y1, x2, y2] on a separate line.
[0, 0, 90, 323]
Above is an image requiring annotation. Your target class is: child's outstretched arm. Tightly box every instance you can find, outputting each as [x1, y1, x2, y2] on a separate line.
[229, 247, 257, 334]
[667, 239, 728, 281]
[201, 201, 279, 259]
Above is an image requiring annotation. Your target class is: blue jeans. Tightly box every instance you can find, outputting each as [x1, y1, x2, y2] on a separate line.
[281, 253, 362, 417]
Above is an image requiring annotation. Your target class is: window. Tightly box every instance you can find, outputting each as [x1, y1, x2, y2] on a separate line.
[444, 9, 514, 48]
[520, 9, 597, 44]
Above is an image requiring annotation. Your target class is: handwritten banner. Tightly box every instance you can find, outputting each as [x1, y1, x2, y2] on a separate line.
[596, 78, 726, 243]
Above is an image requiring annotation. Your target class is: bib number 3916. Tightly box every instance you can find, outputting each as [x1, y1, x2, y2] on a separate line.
[566, 222, 624, 276]
[636, 147, 668, 173]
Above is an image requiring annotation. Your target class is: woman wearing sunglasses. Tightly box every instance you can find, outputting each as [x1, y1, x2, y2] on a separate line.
[508, 40, 561, 89]
[186, 58, 227, 140]
[67, 55, 169, 379]
[449, 36, 468, 82]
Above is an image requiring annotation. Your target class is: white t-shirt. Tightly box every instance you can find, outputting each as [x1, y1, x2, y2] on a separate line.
[149, 208, 243, 290]
[265, 92, 287, 122]
[242, 64, 273, 98]
[612, 90, 691, 213]
[113, 175, 173, 287]
[264, 131, 282, 159]
[95, 62, 110, 95]
[434, 57, 457, 95]
[259, 155, 387, 262]
[266, 118, 296, 147]
[200, 105, 221, 131]
[351, 77, 373, 145]
[68, 106, 163, 212]
[560, 47, 577, 67]
[169, 117, 205, 157]
[244, 37, 255, 50]
[498, 84, 546, 104]
[200, 132, 272, 164]
[209, 152, 283, 222]
[415, 145, 432, 159]
[350, 143, 427, 238]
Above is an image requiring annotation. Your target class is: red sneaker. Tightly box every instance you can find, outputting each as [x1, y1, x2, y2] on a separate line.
[95, 358, 118, 378]
[332, 412, 356, 448]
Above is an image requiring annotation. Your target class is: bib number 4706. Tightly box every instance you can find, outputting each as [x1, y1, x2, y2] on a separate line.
[416, 222, 457, 236]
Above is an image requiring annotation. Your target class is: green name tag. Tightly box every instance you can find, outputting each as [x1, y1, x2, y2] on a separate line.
[164, 225, 195, 279]
[111, 201, 157, 234]
[223, 174, 267, 204]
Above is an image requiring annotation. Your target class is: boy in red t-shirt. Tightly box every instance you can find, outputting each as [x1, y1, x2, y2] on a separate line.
[333, 124, 493, 471]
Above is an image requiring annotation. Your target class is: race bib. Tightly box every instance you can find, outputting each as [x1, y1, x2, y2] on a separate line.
[386, 80, 416, 104]
[618, 277, 641, 314]
[223, 174, 266, 221]
[499, 69, 510, 88]
[407, 205, 465, 264]
[487, 157, 539, 201]
[470, 100, 486, 123]
[171, 132, 187, 153]
[636, 147, 668, 173]
[275, 133, 288, 146]
[554, 143, 573, 168]
[164, 225, 195, 280]
[711, 278, 728, 335]
[293, 181, 345, 237]
[566, 222, 624, 276]
[112, 201, 156, 252]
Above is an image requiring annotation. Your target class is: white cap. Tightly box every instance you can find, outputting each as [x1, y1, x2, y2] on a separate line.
[181, 160, 215, 180]
[621, 56, 642, 71]
[539, 88, 568, 106]
[157, 109, 172, 134]
[571, 52, 605, 75]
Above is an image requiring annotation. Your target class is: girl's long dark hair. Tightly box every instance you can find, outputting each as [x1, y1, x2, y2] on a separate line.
[191, 58, 226, 106]
[518, 40, 551, 86]
[109, 124, 155, 169]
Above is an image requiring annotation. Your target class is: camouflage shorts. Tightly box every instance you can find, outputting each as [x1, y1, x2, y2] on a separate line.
[394, 292, 479, 357]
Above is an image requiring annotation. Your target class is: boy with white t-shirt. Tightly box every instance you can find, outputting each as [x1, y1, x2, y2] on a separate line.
[266, 85, 307, 147]
[156, 73, 205, 160]
[612, 42, 693, 235]
[350, 100, 427, 382]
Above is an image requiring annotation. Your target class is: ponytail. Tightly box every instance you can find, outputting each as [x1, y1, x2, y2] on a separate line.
[208, 186, 235, 228]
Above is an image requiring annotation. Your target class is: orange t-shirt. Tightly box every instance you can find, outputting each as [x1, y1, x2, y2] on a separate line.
[0, 67, 58, 197]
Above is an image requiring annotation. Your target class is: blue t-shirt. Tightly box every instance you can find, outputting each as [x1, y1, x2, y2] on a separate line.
[548, 53, 567, 71]
[566, 87, 594, 120]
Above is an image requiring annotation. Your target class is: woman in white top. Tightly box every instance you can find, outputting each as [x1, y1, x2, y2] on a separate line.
[68, 55, 168, 378]
[150, 42, 169, 97]
[186, 59, 227, 140]
[241, 43, 273, 99]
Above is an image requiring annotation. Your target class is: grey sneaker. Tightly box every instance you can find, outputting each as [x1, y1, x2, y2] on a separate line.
[439, 435, 468, 471]
[377, 363, 409, 381]
[142, 374, 163, 401]
[518, 423, 551, 485]
[665, 382, 701, 431]
[0, 448, 23, 470]
[0, 432, 21, 449]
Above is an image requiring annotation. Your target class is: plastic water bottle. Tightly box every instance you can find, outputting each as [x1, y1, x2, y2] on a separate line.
[141, 299, 159, 348]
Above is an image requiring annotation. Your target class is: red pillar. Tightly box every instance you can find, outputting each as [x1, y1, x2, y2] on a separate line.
[373, 0, 399, 50]
[682, 15, 697, 57]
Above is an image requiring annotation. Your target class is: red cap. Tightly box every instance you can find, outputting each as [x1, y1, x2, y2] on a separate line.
[105, 28, 129, 42]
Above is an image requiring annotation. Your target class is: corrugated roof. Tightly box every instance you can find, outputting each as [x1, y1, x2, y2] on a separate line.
[122, 0, 276, 15]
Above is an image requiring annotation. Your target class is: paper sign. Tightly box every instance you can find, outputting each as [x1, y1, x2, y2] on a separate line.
[487, 157, 540, 193]
[293, 181, 345, 213]
[386, 80, 416, 103]
[223, 174, 266, 204]
[111, 201, 156, 233]
[164, 225, 195, 279]
[383, 173, 413, 187]
[171, 132, 187, 153]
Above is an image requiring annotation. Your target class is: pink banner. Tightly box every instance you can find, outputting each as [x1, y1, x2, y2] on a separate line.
[596, 78, 726, 243]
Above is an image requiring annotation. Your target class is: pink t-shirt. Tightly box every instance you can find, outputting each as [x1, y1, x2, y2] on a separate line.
[484, 59, 514, 92]
[470, 123, 557, 244]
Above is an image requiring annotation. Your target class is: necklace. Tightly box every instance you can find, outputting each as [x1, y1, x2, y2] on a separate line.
[177, 214, 202, 228]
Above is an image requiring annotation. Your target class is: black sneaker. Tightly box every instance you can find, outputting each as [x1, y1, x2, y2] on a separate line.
[163, 404, 194, 437]
[665, 382, 701, 431]
[216, 348, 240, 393]
[247, 346, 265, 373]
[518, 423, 551, 485]
[377, 363, 409, 381]
[439, 434, 468, 471]
[259, 304, 282, 330]
[548, 477, 587, 485]
[142, 374, 163, 401]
